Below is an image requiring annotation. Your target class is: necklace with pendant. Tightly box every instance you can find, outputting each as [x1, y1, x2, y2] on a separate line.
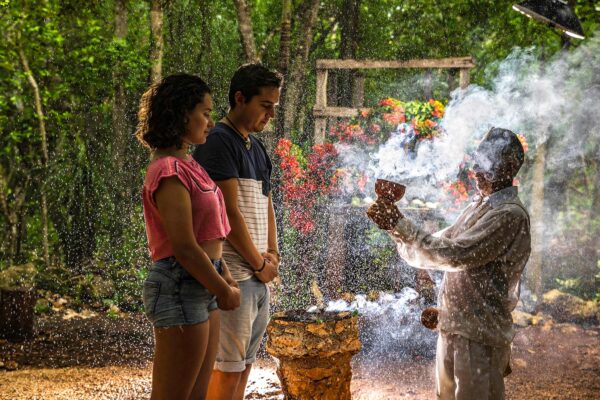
[225, 116, 252, 150]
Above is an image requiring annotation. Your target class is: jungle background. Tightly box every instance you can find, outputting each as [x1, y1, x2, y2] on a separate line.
[1, 0, 599, 315]
[1, 1, 600, 399]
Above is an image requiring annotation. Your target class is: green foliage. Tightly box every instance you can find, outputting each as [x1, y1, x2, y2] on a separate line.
[554, 263, 600, 302]
[352, 226, 398, 293]
[556, 277, 582, 291]
[34, 298, 51, 314]
[276, 215, 320, 311]
[1, 0, 598, 308]
[0, 263, 37, 289]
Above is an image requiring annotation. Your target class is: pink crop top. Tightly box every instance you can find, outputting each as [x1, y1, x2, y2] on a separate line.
[142, 156, 231, 261]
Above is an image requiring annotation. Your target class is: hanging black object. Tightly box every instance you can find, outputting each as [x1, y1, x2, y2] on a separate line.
[513, 0, 585, 39]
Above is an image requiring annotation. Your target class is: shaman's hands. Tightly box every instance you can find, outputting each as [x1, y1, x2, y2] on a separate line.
[367, 199, 403, 230]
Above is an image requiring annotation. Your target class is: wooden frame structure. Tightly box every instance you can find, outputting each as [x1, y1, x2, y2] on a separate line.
[316, 57, 475, 298]
[313, 56, 476, 143]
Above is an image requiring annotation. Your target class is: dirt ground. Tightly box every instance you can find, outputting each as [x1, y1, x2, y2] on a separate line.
[0, 312, 598, 400]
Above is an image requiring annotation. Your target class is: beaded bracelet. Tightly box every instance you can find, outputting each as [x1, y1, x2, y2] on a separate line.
[255, 258, 267, 273]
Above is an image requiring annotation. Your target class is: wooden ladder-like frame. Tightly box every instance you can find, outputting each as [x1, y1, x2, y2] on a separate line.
[313, 57, 476, 143]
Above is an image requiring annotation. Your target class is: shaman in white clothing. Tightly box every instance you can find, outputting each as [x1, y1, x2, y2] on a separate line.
[390, 186, 531, 347]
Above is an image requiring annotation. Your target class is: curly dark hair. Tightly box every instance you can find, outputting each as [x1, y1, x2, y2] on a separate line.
[228, 63, 283, 109]
[136, 74, 211, 150]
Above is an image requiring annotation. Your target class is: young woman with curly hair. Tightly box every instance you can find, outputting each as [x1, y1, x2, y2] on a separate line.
[136, 74, 240, 400]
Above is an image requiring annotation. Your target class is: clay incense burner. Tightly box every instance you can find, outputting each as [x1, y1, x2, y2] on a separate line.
[266, 310, 361, 400]
[375, 179, 406, 203]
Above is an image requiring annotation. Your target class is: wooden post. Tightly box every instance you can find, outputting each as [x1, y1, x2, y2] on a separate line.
[315, 68, 328, 110]
[314, 68, 328, 144]
[314, 119, 327, 144]
[459, 68, 470, 90]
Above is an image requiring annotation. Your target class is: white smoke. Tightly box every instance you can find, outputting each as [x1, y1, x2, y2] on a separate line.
[324, 288, 437, 358]
[337, 31, 600, 210]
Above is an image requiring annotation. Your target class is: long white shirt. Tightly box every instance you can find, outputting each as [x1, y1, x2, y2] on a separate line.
[390, 186, 531, 347]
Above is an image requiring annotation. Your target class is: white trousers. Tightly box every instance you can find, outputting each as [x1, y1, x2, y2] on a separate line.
[436, 332, 511, 400]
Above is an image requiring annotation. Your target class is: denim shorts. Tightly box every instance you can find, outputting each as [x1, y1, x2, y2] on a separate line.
[142, 257, 222, 328]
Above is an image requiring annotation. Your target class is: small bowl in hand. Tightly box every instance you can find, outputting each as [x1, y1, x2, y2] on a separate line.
[375, 179, 406, 203]
[421, 307, 439, 330]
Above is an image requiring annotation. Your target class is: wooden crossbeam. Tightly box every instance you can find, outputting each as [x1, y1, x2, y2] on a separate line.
[313, 106, 368, 118]
[316, 56, 475, 70]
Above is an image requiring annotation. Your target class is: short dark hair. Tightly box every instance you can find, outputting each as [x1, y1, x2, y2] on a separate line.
[136, 74, 211, 150]
[474, 127, 525, 180]
[228, 63, 283, 109]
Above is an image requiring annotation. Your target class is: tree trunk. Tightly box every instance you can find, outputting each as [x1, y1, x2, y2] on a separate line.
[589, 144, 600, 258]
[337, 0, 360, 108]
[271, 0, 294, 249]
[271, 0, 295, 250]
[63, 162, 97, 273]
[115, 0, 128, 41]
[278, 0, 292, 78]
[295, 83, 313, 143]
[274, 0, 292, 138]
[232, 0, 258, 63]
[197, 0, 213, 80]
[323, 211, 346, 298]
[18, 44, 49, 268]
[0, 288, 37, 342]
[15, 207, 25, 262]
[528, 141, 546, 302]
[113, 0, 128, 171]
[0, 170, 29, 266]
[282, 0, 320, 138]
[150, 0, 164, 84]
[110, 0, 129, 247]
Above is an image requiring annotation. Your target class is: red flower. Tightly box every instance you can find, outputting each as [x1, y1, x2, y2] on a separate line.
[379, 98, 395, 107]
[383, 112, 403, 125]
[276, 138, 341, 234]
[369, 123, 381, 133]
